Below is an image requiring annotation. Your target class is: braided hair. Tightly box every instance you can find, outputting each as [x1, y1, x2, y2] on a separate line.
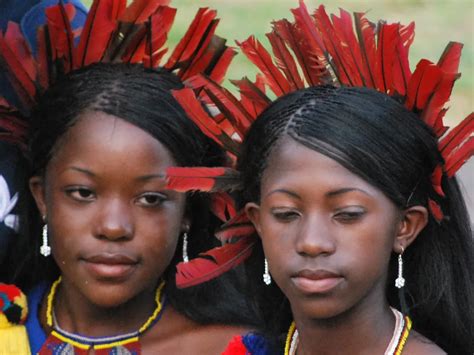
[238, 85, 473, 354]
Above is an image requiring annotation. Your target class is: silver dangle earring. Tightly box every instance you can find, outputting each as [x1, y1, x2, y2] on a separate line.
[182, 232, 189, 263]
[40, 219, 51, 257]
[395, 247, 405, 288]
[263, 258, 271, 285]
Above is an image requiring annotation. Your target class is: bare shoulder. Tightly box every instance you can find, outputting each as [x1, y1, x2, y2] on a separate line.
[142, 304, 252, 354]
[403, 330, 446, 355]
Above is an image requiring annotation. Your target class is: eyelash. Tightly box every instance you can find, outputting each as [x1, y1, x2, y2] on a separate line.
[333, 209, 366, 222]
[135, 192, 168, 207]
[64, 188, 168, 207]
[271, 209, 301, 222]
[65, 187, 95, 202]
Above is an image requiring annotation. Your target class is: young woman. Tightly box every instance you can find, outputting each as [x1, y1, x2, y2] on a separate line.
[237, 85, 473, 354]
[167, 3, 473, 354]
[0, 1, 258, 353]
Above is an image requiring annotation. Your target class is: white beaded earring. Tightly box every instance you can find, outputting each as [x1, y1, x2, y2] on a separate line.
[182, 232, 189, 263]
[263, 258, 271, 285]
[395, 247, 405, 288]
[40, 218, 51, 257]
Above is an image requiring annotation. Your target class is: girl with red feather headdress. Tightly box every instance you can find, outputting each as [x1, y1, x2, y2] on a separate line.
[0, 0, 260, 353]
[164, 2, 473, 354]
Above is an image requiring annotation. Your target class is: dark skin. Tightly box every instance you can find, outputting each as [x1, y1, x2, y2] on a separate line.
[246, 137, 444, 354]
[30, 112, 248, 354]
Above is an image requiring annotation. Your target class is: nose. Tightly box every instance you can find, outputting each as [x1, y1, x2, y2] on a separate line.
[295, 214, 336, 257]
[94, 198, 134, 241]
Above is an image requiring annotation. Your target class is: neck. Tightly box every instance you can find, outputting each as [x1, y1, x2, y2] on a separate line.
[293, 296, 395, 355]
[50, 279, 159, 338]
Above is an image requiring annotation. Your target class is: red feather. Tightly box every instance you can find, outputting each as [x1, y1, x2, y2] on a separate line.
[377, 23, 401, 93]
[166, 167, 240, 193]
[208, 46, 237, 84]
[273, 19, 330, 86]
[175, 237, 256, 288]
[171, 87, 240, 155]
[237, 35, 291, 96]
[231, 76, 271, 118]
[211, 192, 237, 222]
[165, 8, 217, 70]
[430, 165, 444, 197]
[330, 9, 367, 86]
[354, 12, 379, 89]
[444, 137, 473, 177]
[437, 42, 463, 73]
[428, 199, 444, 223]
[191, 74, 254, 138]
[45, 3, 75, 71]
[75, 0, 123, 67]
[266, 30, 304, 91]
[120, 0, 169, 23]
[439, 113, 473, 154]
[178, 27, 223, 80]
[405, 59, 442, 112]
[421, 72, 460, 129]
[214, 209, 255, 242]
[144, 7, 177, 67]
[0, 25, 37, 108]
[314, 5, 359, 86]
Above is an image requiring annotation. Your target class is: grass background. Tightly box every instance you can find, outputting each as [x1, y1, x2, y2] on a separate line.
[81, 0, 474, 217]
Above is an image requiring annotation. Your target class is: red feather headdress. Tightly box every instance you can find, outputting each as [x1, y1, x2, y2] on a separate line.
[0, 0, 236, 123]
[166, 1, 473, 287]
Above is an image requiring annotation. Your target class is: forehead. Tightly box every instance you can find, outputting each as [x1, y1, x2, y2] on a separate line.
[261, 137, 377, 194]
[48, 111, 176, 172]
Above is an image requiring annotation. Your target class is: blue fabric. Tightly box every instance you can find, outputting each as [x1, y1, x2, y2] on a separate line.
[241, 333, 270, 355]
[25, 283, 48, 354]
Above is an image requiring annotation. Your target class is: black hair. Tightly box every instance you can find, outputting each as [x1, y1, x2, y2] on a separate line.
[7, 62, 258, 327]
[237, 85, 474, 354]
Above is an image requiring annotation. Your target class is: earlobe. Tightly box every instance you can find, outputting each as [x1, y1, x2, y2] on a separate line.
[393, 205, 429, 253]
[29, 176, 47, 218]
[245, 202, 262, 236]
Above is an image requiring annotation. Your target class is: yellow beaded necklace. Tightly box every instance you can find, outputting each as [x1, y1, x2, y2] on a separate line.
[39, 277, 166, 354]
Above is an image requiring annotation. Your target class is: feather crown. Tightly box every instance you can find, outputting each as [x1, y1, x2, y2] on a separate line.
[166, 1, 473, 288]
[0, 0, 237, 149]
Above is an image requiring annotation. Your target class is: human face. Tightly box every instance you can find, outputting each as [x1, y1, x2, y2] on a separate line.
[246, 137, 403, 321]
[30, 112, 187, 308]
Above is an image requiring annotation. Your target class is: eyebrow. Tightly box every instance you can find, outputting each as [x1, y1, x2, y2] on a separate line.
[135, 174, 166, 182]
[66, 168, 165, 182]
[326, 187, 371, 198]
[265, 189, 302, 200]
[67, 167, 95, 177]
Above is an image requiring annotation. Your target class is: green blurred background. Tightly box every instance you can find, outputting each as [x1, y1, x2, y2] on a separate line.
[80, 0, 473, 125]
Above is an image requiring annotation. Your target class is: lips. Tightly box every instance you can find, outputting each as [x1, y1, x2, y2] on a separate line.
[82, 253, 138, 280]
[291, 269, 343, 294]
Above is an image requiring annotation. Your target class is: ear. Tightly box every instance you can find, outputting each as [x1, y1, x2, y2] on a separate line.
[29, 176, 47, 219]
[393, 205, 429, 253]
[245, 202, 262, 237]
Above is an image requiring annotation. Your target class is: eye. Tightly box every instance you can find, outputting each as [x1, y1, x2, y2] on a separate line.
[65, 187, 95, 202]
[271, 208, 301, 222]
[333, 207, 366, 223]
[136, 192, 168, 207]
